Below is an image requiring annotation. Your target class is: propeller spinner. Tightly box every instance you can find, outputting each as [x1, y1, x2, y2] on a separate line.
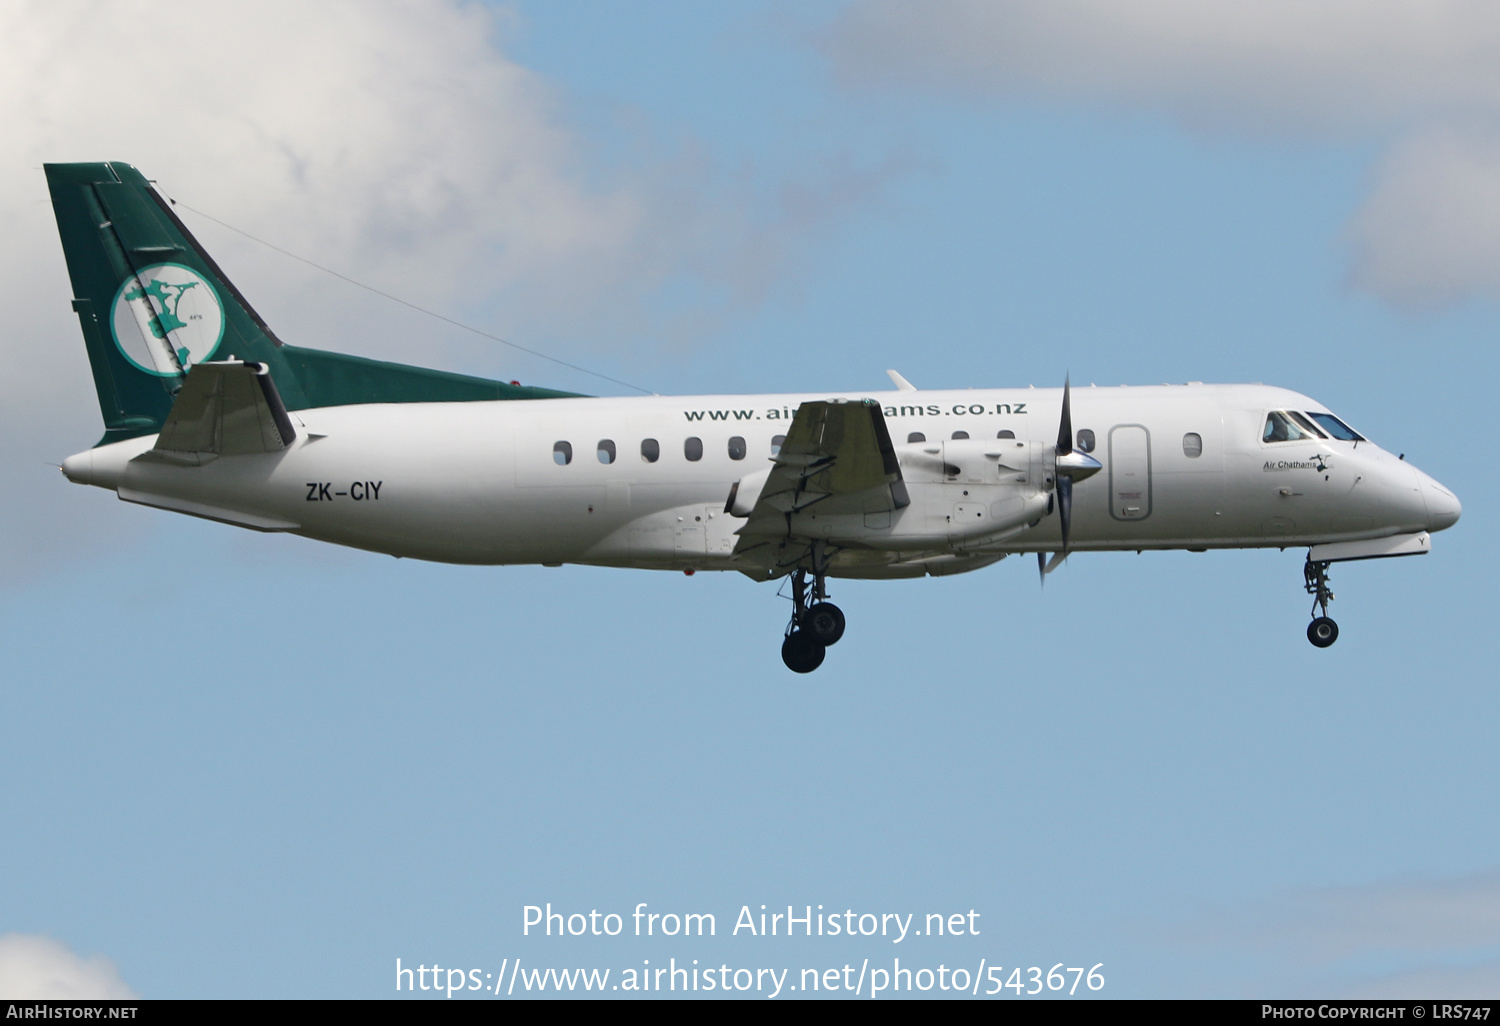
[1038, 378, 1102, 583]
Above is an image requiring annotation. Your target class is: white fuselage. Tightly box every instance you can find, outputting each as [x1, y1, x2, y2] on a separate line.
[61, 383, 1460, 579]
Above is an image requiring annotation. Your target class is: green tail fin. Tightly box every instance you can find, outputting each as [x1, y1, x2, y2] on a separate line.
[45, 161, 581, 447]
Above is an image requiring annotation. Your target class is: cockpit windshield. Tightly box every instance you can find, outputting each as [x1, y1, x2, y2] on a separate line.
[1304, 412, 1365, 442]
[1263, 411, 1320, 443]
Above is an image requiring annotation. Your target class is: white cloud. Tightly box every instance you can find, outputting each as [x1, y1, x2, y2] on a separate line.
[1285, 870, 1500, 960]
[1348, 128, 1500, 306]
[1168, 869, 1500, 996]
[822, 0, 1500, 134]
[822, 0, 1500, 306]
[1, 0, 668, 361]
[1345, 959, 1500, 999]
[0, 935, 135, 999]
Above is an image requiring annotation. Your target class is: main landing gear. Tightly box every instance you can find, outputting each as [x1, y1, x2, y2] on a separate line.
[781, 566, 845, 673]
[1304, 559, 1339, 648]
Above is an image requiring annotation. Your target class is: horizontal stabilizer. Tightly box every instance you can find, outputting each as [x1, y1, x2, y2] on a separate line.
[143, 361, 296, 463]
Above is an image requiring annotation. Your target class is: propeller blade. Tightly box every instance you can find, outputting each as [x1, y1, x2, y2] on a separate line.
[1038, 550, 1069, 586]
[1048, 374, 1097, 557]
[1058, 474, 1073, 551]
[1056, 376, 1073, 456]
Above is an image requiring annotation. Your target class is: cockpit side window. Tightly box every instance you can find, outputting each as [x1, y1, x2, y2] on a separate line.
[1287, 411, 1327, 438]
[1305, 412, 1365, 441]
[1262, 411, 1317, 443]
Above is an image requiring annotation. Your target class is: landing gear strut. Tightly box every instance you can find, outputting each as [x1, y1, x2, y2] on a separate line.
[781, 558, 844, 673]
[1304, 559, 1339, 648]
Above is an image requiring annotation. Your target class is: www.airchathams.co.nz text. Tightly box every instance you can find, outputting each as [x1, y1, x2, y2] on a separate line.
[683, 403, 1028, 422]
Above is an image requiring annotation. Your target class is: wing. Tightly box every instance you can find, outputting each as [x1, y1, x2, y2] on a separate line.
[732, 399, 908, 562]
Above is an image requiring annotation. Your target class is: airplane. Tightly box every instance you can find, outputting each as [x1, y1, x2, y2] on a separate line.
[44, 161, 1462, 672]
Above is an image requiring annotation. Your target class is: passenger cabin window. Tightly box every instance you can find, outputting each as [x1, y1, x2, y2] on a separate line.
[951, 430, 970, 440]
[996, 430, 1015, 439]
[1076, 429, 1096, 452]
[553, 441, 572, 466]
[597, 439, 616, 464]
[1262, 411, 1318, 443]
[1182, 432, 1203, 458]
[641, 438, 660, 463]
[907, 432, 926, 443]
[685, 436, 703, 461]
[771, 434, 786, 455]
[1306, 412, 1365, 441]
[728, 436, 746, 460]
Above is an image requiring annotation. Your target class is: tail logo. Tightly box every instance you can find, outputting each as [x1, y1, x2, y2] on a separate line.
[110, 263, 225, 377]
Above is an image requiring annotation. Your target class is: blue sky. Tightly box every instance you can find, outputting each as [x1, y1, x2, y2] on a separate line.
[0, 0, 1496, 999]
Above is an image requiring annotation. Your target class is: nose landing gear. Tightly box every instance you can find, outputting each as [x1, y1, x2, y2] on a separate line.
[781, 565, 844, 673]
[1304, 559, 1339, 648]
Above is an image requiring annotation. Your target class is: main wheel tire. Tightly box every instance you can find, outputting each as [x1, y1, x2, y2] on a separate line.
[801, 602, 846, 646]
[1307, 617, 1339, 648]
[781, 631, 826, 673]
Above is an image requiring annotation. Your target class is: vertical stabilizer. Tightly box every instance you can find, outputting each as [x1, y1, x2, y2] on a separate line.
[45, 162, 290, 445]
[46, 161, 583, 446]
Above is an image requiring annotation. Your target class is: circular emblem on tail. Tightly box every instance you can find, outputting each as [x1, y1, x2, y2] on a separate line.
[109, 263, 225, 377]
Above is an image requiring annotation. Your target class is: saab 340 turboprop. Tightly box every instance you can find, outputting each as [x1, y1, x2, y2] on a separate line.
[45, 162, 1461, 672]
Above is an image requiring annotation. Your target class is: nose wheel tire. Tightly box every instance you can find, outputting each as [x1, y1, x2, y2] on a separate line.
[781, 631, 826, 673]
[800, 602, 846, 646]
[1307, 617, 1339, 648]
[1303, 560, 1339, 648]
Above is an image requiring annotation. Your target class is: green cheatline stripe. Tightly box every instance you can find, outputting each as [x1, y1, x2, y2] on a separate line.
[162, 192, 655, 397]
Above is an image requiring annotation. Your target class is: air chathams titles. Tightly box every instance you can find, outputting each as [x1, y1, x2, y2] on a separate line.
[523, 903, 980, 942]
